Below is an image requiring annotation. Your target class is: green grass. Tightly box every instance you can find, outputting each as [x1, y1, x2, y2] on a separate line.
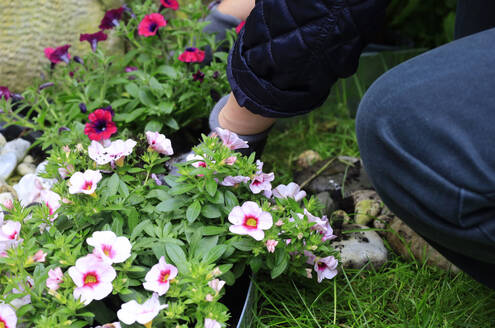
[254, 50, 495, 327]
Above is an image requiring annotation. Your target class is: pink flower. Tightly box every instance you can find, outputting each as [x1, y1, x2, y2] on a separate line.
[272, 182, 306, 201]
[205, 293, 214, 302]
[117, 292, 168, 325]
[205, 318, 221, 328]
[58, 164, 75, 179]
[314, 256, 338, 283]
[40, 190, 61, 221]
[249, 171, 274, 195]
[0, 86, 11, 101]
[68, 170, 102, 195]
[143, 256, 178, 296]
[225, 156, 237, 165]
[304, 250, 316, 265]
[208, 279, 226, 294]
[44, 45, 71, 64]
[178, 47, 205, 63]
[320, 220, 337, 242]
[138, 13, 167, 37]
[87, 231, 132, 264]
[68, 254, 117, 305]
[0, 220, 21, 243]
[2, 199, 13, 210]
[228, 201, 273, 241]
[214, 127, 249, 150]
[185, 153, 206, 168]
[160, 0, 179, 10]
[0, 304, 17, 328]
[265, 239, 278, 253]
[146, 131, 173, 155]
[33, 250, 47, 262]
[88, 139, 137, 165]
[220, 175, 250, 187]
[46, 267, 64, 291]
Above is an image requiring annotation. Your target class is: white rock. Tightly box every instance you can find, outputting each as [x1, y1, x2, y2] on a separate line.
[0, 133, 6, 149]
[333, 224, 388, 269]
[35, 161, 49, 175]
[0, 152, 17, 180]
[16, 163, 36, 176]
[0, 192, 14, 206]
[0, 138, 31, 162]
[23, 155, 34, 164]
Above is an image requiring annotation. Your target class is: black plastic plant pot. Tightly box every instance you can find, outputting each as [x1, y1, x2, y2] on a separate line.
[235, 277, 256, 328]
[223, 273, 257, 328]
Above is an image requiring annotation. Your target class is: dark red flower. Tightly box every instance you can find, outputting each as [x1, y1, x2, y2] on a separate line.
[84, 109, 117, 141]
[102, 105, 115, 117]
[44, 45, 71, 64]
[80, 31, 108, 52]
[99, 7, 125, 30]
[236, 21, 245, 34]
[160, 0, 179, 10]
[0, 86, 11, 100]
[178, 47, 205, 63]
[138, 13, 167, 37]
[192, 70, 205, 83]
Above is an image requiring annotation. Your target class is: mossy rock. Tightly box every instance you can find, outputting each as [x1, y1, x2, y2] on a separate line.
[0, 0, 124, 92]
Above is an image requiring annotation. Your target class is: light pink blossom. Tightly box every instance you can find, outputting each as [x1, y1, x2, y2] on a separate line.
[205, 318, 222, 328]
[40, 190, 61, 221]
[220, 175, 250, 187]
[68, 254, 117, 305]
[272, 182, 306, 201]
[265, 239, 278, 253]
[88, 139, 137, 165]
[0, 304, 17, 328]
[208, 279, 226, 294]
[146, 131, 173, 155]
[228, 201, 273, 241]
[249, 172, 274, 195]
[314, 256, 338, 282]
[215, 127, 248, 150]
[185, 153, 207, 168]
[143, 256, 178, 296]
[205, 293, 214, 302]
[93, 323, 121, 328]
[87, 231, 132, 264]
[33, 250, 47, 262]
[2, 199, 13, 210]
[304, 250, 316, 265]
[68, 170, 102, 195]
[46, 267, 64, 291]
[117, 292, 168, 325]
[225, 156, 237, 165]
[58, 164, 75, 179]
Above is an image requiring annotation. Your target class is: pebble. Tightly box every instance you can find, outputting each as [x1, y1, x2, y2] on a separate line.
[23, 155, 34, 164]
[0, 138, 31, 162]
[354, 199, 382, 225]
[17, 163, 36, 176]
[0, 152, 17, 180]
[296, 150, 322, 170]
[0, 133, 6, 149]
[333, 224, 388, 269]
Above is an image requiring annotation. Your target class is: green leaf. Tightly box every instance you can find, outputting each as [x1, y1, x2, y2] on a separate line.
[231, 238, 257, 251]
[149, 77, 163, 94]
[208, 190, 224, 205]
[131, 219, 151, 240]
[124, 107, 146, 123]
[201, 204, 221, 218]
[152, 243, 166, 259]
[270, 254, 289, 279]
[157, 102, 174, 114]
[156, 198, 184, 212]
[111, 98, 131, 108]
[205, 177, 217, 197]
[202, 226, 227, 235]
[107, 173, 120, 197]
[146, 189, 170, 201]
[157, 65, 178, 79]
[249, 256, 263, 273]
[195, 236, 218, 259]
[125, 83, 140, 98]
[186, 201, 201, 223]
[127, 167, 146, 173]
[164, 117, 179, 130]
[165, 243, 188, 273]
[139, 89, 156, 107]
[126, 208, 139, 233]
[224, 190, 238, 210]
[203, 245, 227, 264]
[144, 120, 163, 132]
[169, 184, 195, 195]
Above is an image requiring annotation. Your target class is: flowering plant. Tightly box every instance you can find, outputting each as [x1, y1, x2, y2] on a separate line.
[0, 122, 339, 326]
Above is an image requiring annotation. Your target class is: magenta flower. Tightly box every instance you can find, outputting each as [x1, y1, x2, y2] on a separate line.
[84, 109, 118, 141]
[87, 231, 132, 264]
[143, 256, 178, 296]
[314, 256, 338, 282]
[80, 31, 108, 52]
[125, 66, 138, 73]
[192, 70, 205, 82]
[117, 293, 168, 325]
[0, 86, 11, 100]
[99, 7, 124, 30]
[68, 254, 117, 305]
[138, 13, 167, 37]
[146, 131, 173, 155]
[44, 45, 71, 64]
[160, 0, 179, 10]
[228, 201, 273, 241]
[215, 127, 249, 150]
[0, 304, 17, 328]
[68, 170, 102, 195]
[46, 267, 64, 291]
[178, 47, 205, 63]
[272, 182, 306, 201]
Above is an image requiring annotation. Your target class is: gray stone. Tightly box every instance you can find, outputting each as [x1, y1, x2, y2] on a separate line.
[333, 224, 388, 269]
[0, 133, 6, 149]
[35, 161, 48, 175]
[296, 150, 322, 170]
[17, 162, 36, 176]
[0, 138, 31, 162]
[316, 192, 336, 216]
[0, 152, 17, 180]
[355, 199, 382, 225]
[22, 155, 34, 164]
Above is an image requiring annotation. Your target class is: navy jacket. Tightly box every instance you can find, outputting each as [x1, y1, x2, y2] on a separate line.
[227, 0, 389, 118]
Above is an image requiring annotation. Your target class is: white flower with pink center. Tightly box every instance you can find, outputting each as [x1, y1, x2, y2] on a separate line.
[68, 170, 102, 195]
[220, 175, 250, 187]
[204, 318, 222, 328]
[265, 239, 278, 253]
[87, 231, 132, 264]
[249, 161, 274, 195]
[215, 127, 249, 150]
[88, 139, 137, 165]
[228, 201, 273, 241]
[272, 182, 306, 201]
[0, 304, 16, 328]
[46, 267, 64, 291]
[0, 220, 21, 243]
[143, 256, 178, 296]
[208, 279, 226, 294]
[185, 153, 207, 168]
[68, 254, 116, 305]
[146, 131, 174, 155]
[314, 256, 338, 282]
[40, 190, 61, 221]
[117, 292, 168, 325]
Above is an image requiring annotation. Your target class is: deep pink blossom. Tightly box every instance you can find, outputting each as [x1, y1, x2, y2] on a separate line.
[178, 47, 205, 63]
[44, 45, 71, 64]
[80, 31, 108, 52]
[138, 13, 167, 37]
[0, 86, 11, 100]
[84, 109, 117, 141]
[160, 0, 179, 10]
[99, 7, 124, 30]
[146, 131, 173, 155]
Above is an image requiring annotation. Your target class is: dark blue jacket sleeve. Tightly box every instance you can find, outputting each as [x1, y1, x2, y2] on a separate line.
[227, 0, 388, 118]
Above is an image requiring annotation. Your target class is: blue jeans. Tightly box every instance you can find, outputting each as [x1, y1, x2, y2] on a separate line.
[356, 27, 495, 288]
